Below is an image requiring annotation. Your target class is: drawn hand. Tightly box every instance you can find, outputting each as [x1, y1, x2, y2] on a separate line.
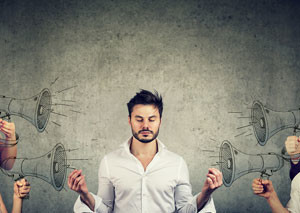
[14, 178, 31, 199]
[252, 178, 275, 199]
[285, 136, 300, 156]
[0, 119, 16, 141]
[68, 169, 89, 196]
[202, 168, 223, 195]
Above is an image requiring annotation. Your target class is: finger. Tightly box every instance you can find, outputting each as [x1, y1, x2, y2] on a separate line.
[16, 181, 23, 187]
[252, 181, 263, 187]
[19, 193, 29, 198]
[208, 168, 221, 175]
[0, 128, 10, 135]
[212, 168, 222, 184]
[69, 170, 82, 187]
[18, 178, 28, 187]
[207, 174, 217, 184]
[287, 136, 298, 141]
[20, 188, 31, 194]
[207, 177, 218, 189]
[261, 179, 269, 184]
[253, 178, 262, 184]
[71, 170, 82, 183]
[73, 175, 84, 188]
[0, 120, 9, 125]
[208, 168, 222, 183]
[74, 176, 85, 191]
[253, 189, 264, 194]
[68, 170, 78, 186]
[252, 185, 263, 191]
[20, 188, 31, 193]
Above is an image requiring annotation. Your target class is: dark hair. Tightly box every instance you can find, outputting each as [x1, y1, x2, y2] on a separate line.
[127, 89, 163, 118]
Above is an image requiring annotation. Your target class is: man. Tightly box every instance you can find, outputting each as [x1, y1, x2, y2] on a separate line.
[69, 90, 223, 212]
[252, 136, 300, 213]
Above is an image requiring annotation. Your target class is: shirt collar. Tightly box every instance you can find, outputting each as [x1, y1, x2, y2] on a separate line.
[122, 137, 166, 154]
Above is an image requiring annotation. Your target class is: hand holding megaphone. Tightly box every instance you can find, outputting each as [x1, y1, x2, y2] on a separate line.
[285, 136, 300, 164]
[0, 118, 16, 141]
[14, 178, 31, 199]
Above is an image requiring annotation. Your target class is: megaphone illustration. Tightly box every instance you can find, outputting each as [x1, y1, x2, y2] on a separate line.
[0, 143, 67, 191]
[0, 88, 51, 132]
[219, 140, 284, 187]
[251, 100, 300, 146]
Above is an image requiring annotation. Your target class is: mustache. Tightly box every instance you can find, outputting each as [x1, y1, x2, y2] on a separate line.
[138, 130, 153, 134]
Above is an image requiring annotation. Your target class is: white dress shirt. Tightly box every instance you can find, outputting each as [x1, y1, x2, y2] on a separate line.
[74, 138, 215, 213]
[287, 172, 300, 212]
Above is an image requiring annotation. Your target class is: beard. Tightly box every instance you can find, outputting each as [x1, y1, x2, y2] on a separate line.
[132, 128, 160, 143]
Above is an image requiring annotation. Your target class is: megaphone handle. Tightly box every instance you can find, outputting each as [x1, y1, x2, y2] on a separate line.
[294, 125, 300, 136]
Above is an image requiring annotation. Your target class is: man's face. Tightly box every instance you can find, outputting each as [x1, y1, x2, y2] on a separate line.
[128, 104, 161, 143]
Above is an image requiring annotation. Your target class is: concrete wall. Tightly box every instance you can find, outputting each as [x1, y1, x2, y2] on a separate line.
[0, 0, 299, 212]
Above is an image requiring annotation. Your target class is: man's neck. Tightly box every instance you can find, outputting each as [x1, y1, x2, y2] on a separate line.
[130, 137, 158, 157]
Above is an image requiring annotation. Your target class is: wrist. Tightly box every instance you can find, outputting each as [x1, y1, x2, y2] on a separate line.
[80, 191, 90, 201]
[201, 187, 212, 199]
[266, 191, 277, 202]
[13, 194, 22, 201]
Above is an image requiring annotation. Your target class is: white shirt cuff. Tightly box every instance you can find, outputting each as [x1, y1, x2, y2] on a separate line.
[193, 193, 216, 213]
[73, 193, 103, 213]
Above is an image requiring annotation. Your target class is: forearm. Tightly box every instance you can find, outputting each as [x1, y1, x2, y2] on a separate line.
[0, 194, 8, 213]
[267, 193, 289, 213]
[0, 145, 17, 170]
[80, 192, 95, 211]
[196, 191, 211, 211]
[11, 195, 22, 213]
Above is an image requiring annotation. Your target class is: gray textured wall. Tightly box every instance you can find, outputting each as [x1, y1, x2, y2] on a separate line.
[0, 0, 300, 212]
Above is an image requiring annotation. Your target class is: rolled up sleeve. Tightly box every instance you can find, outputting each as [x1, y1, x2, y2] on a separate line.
[175, 158, 216, 213]
[73, 156, 114, 213]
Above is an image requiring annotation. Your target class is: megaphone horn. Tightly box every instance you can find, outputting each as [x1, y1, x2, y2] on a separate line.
[0, 88, 52, 132]
[0, 143, 67, 191]
[219, 140, 283, 187]
[251, 100, 300, 146]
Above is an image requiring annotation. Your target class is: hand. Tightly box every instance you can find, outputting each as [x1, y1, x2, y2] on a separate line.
[68, 169, 89, 196]
[14, 178, 31, 199]
[285, 136, 300, 156]
[252, 178, 275, 200]
[202, 168, 223, 196]
[0, 119, 16, 141]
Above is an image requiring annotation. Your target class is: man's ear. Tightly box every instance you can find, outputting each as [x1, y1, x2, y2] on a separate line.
[128, 116, 131, 125]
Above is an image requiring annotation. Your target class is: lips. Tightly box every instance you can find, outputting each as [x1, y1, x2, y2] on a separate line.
[139, 131, 152, 135]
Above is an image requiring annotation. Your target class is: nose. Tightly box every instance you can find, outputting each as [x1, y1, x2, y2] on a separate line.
[142, 120, 150, 129]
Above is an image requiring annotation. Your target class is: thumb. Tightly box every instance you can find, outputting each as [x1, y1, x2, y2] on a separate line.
[16, 181, 23, 187]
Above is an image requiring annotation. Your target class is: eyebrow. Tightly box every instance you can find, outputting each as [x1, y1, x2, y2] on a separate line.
[134, 115, 157, 119]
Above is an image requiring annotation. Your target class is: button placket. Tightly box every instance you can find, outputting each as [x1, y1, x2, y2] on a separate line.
[141, 173, 148, 213]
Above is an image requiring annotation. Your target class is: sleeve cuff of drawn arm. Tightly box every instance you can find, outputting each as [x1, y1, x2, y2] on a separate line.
[193, 193, 216, 213]
[74, 193, 104, 213]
